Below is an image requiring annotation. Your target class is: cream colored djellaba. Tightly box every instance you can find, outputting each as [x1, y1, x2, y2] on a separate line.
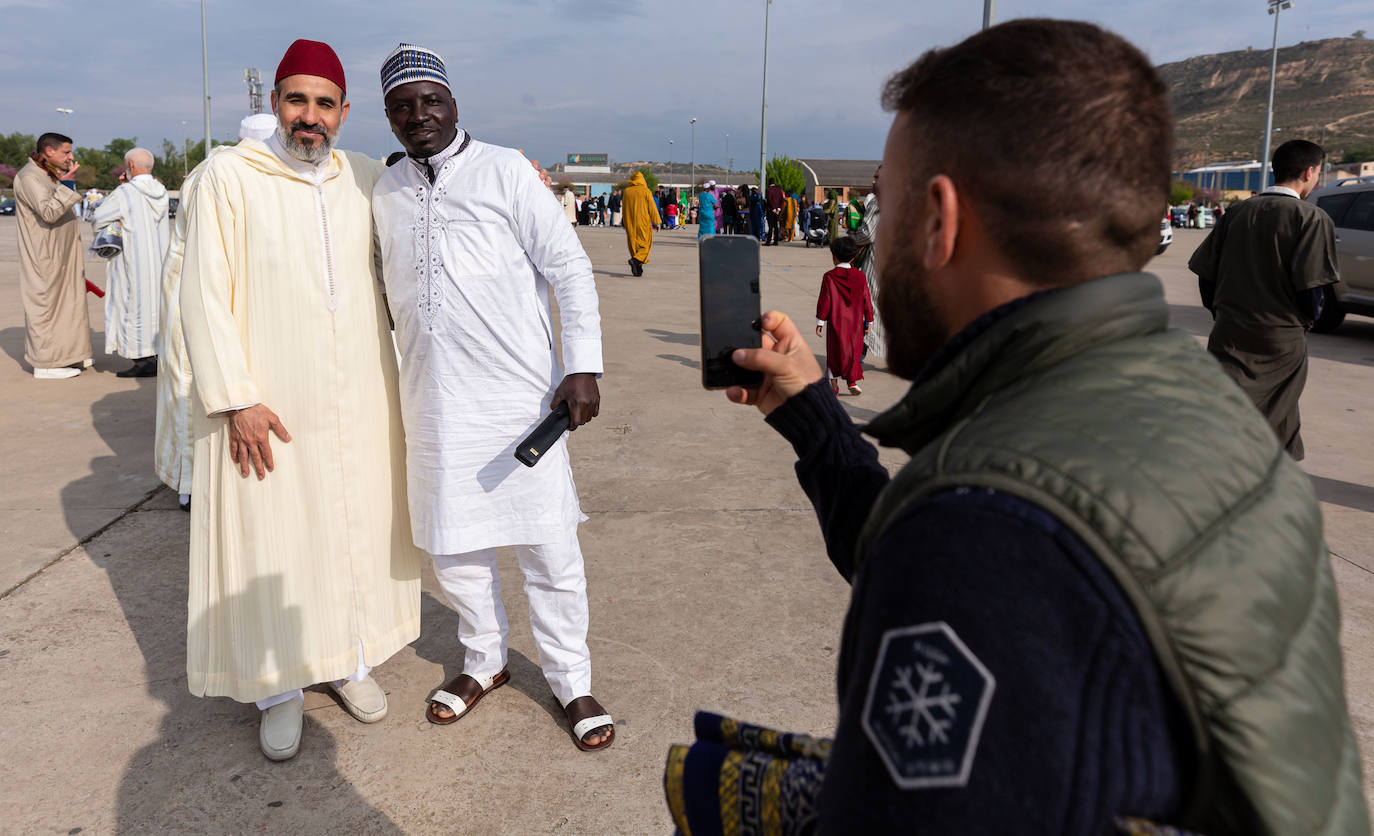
[179, 137, 422, 702]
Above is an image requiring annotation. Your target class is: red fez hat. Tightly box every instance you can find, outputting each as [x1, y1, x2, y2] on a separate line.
[275, 39, 346, 95]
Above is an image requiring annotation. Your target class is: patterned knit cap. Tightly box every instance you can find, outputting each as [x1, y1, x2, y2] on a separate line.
[380, 43, 450, 98]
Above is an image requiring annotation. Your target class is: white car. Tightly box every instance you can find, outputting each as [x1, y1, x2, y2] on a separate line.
[1157, 216, 1173, 255]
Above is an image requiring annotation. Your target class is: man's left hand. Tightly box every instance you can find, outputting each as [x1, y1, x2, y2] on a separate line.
[552, 373, 600, 431]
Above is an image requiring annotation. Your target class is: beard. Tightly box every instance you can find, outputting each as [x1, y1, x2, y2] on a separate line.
[275, 119, 337, 164]
[877, 239, 949, 381]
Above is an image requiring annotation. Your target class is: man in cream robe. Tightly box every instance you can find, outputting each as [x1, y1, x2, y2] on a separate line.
[156, 115, 278, 510]
[91, 147, 170, 377]
[372, 43, 614, 750]
[14, 132, 92, 379]
[180, 39, 421, 761]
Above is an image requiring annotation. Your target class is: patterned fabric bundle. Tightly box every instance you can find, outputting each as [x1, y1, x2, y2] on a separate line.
[380, 43, 450, 97]
[664, 712, 831, 836]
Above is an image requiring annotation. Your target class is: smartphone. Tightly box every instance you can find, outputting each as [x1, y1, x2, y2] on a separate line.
[699, 235, 764, 389]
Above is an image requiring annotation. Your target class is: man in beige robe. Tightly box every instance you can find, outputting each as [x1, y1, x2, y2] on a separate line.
[156, 114, 278, 512]
[14, 132, 93, 380]
[179, 39, 422, 761]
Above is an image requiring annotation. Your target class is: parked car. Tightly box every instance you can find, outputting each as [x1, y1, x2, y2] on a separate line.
[1309, 177, 1374, 332]
[0, 197, 14, 216]
[168, 197, 179, 220]
[1157, 215, 1173, 255]
[1170, 205, 1189, 227]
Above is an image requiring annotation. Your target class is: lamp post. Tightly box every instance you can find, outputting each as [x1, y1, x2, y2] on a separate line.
[725, 133, 730, 179]
[202, 0, 211, 157]
[55, 107, 73, 135]
[181, 120, 189, 178]
[759, 0, 772, 190]
[690, 117, 697, 195]
[983, 0, 997, 29]
[1260, 0, 1293, 190]
[668, 139, 673, 181]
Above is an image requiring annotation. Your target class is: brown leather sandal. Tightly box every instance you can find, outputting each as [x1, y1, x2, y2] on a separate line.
[564, 695, 615, 752]
[426, 668, 509, 725]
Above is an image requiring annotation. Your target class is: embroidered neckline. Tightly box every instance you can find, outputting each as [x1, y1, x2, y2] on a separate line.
[412, 134, 474, 329]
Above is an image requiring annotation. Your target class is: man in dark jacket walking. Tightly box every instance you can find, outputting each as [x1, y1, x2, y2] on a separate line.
[662, 18, 1367, 836]
[1189, 139, 1338, 460]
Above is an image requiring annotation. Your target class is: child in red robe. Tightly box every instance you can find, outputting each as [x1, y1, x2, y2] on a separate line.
[816, 236, 874, 395]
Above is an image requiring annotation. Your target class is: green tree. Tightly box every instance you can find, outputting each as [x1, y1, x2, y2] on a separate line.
[0, 131, 36, 170]
[1341, 146, 1374, 164]
[1354, 30, 1366, 39]
[765, 154, 805, 195]
[1170, 179, 1196, 205]
[637, 167, 660, 191]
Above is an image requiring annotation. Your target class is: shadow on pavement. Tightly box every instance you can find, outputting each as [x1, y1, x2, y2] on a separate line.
[60, 383, 400, 831]
[1311, 474, 1374, 514]
[645, 328, 699, 347]
[0, 325, 24, 368]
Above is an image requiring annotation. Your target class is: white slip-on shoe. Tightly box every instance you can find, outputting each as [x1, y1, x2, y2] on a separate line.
[330, 675, 388, 723]
[34, 367, 81, 380]
[81, 358, 94, 368]
[259, 698, 304, 761]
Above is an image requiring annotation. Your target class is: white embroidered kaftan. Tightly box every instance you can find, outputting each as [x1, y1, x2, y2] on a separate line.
[91, 174, 170, 359]
[180, 137, 422, 702]
[372, 131, 603, 555]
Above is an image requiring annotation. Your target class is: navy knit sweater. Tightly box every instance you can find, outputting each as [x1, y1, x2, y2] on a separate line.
[765, 380, 1190, 834]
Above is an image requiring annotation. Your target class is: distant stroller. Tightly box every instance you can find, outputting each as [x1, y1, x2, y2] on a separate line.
[804, 205, 829, 247]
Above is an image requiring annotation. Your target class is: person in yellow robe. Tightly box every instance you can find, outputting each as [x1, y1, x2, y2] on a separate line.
[621, 170, 661, 277]
[179, 39, 422, 762]
[783, 194, 798, 242]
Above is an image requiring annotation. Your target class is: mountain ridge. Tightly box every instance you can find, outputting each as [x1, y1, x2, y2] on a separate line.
[1159, 36, 1374, 167]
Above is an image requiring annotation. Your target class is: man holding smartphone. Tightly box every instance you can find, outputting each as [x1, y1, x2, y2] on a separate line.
[371, 43, 613, 751]
[667, 19, 1365, 835]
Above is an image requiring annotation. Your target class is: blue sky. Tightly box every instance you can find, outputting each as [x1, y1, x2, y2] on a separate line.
[0, 0, 1369, 166]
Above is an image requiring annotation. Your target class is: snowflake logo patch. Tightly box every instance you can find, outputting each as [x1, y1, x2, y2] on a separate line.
[861, 622, 995, 789]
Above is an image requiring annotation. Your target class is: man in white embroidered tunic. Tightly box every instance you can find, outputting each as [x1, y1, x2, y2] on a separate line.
[91, 147, 170, 378]
[179, 39, 422, 762]
[371, 43, 614, 751]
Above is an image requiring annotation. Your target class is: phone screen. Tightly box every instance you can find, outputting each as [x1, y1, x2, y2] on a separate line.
[699, 235, 763, 389]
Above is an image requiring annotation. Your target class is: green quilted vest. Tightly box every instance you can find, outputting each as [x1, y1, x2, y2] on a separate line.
[858, 273, 1368, 835]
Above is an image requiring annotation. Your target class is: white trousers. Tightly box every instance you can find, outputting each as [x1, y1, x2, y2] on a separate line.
[430, 532, 592, 706]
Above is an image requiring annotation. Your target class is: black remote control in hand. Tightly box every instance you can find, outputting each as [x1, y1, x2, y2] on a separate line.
[514, 402, 572, 467]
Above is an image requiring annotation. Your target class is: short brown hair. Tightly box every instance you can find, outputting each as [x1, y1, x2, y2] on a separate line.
[881, 19, 1173, 284]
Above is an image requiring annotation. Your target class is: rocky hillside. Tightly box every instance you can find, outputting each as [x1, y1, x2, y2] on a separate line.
[1161, 36, 1374, 167]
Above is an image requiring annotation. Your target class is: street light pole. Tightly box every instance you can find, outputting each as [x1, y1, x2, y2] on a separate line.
[759, 0, 772, 190]
[181, 121, 189, 178]
[55, 107, 73, 135]
[202, 0, 211, 158]
[983, 0, 996, 29]
[725, 133, 730, 179]
[1260, 0, 1292, 190]
[690, 117, 697, 195]
[668, 140, 673, 179]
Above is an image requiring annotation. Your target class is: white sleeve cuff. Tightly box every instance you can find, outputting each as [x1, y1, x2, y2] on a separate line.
[208, 402, 257, 417]
[816, 319, 826, 328]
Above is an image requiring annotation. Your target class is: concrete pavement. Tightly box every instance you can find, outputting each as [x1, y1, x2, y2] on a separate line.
[1, 219, 1373, 831]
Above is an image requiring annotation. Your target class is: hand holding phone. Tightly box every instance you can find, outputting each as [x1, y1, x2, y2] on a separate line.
[726, 311, 825, 416]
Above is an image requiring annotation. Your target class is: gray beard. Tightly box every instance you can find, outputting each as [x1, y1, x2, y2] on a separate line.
[275, 124, 334, 164]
